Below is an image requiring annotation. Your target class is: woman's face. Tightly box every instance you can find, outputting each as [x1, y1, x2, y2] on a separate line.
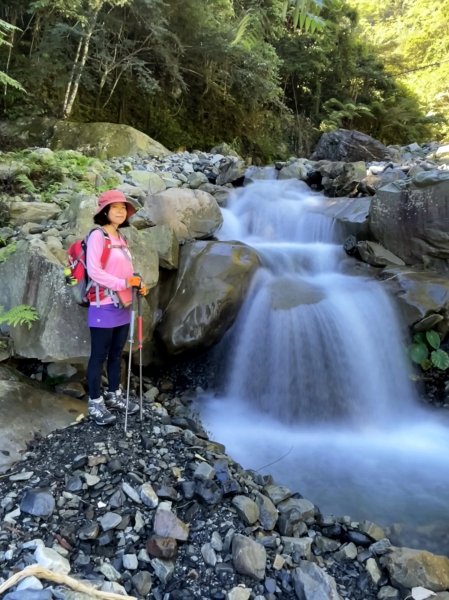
[107, 202, 128, 226]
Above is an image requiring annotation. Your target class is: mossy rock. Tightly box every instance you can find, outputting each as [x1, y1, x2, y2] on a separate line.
[50, 121, 171, 159]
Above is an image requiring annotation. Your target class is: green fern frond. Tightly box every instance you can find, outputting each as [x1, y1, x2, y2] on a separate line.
[14, 173, 36, 193]
[0, 305, 39, 329]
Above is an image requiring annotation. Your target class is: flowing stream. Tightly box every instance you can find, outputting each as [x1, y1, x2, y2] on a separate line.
[198, 178, 449, 554]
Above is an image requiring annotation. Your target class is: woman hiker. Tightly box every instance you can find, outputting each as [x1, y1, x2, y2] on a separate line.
[86, 189, 147, 426]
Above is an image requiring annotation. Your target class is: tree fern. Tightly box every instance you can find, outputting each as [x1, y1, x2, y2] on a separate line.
[0, 305, 39, 329]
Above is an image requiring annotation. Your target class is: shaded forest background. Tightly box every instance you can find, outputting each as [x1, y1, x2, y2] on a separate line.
[0, 0, 447, 161]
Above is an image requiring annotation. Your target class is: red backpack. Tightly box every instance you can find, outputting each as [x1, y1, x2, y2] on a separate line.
[65, 228, 113, 307]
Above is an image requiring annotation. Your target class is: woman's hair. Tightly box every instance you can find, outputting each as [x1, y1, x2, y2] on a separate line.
[93, 206, 129, 227]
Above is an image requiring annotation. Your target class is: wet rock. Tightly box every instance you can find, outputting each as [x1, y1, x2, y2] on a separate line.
[232, 533, 266, 580]
[292, 560, 342, 600]
[153, 502, 189, 541]
[146, 536, 178, 559]
[20, 489, 55, 517]
[34, 545, 71, 574]
[381, 546, 449, 592]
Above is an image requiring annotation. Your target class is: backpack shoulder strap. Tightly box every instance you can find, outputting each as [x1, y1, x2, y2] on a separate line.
[86, 227, 112, 270]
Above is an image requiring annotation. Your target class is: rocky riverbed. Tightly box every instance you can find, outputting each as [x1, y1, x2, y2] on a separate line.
[1, 369, 449, 600]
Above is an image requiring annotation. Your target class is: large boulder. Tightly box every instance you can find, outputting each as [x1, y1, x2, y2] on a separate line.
[0, 239, 89, 361]
[50, 121, 170, 159]
[0, 117, 57, 150]
[158, 241, 261, 354]
[380, 267, 449, 327]
[381, 546, 449, 592]
[139, 188, 223, 242]
[317, 197, 371, 239]
[311, 129, 394, 163]
[369, 170, 449, 270]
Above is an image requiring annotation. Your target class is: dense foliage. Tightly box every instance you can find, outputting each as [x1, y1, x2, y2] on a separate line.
[0, 0, 443, 160]
[349, 0, 449, 140]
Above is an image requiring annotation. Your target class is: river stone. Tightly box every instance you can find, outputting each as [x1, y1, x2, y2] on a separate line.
[292, 560, 342, 600]
[50, 120, 170, 159]
[232, 533, 266, 581]
[216, 157, 246, 185]
[380, 267, 449, 327]
[153, 503, 189, 541]
[20, 489, 55, 517]
[127, 170, 166, 193]
[232, 495, 260, 525]
[140, 483, 159, 508]
[381, 546, 449, 592]
[269, 277, 324, 309]
[311, 129, 393, 162]
[369, 170, 449, 270]
[140, 187, 223, 242]
[263, 484, 293, 505]
[146, 536, 178, 559]
[99, 512, 122, 531]
[254, 492, 278, 530]
[9, 201, 61, 226]
[159, 241, 260, 354]
[227, 587, 251, 600]
[34, 545, 71, 574]
[357, 241, 405, 268]
[277, 497, 315, 524]
[3, 591, 53, 600]
[282, 536, 313, 560]
[132, 571, 153, 596]
[278, 159, 310, 181]
[318, 197, 371, 239]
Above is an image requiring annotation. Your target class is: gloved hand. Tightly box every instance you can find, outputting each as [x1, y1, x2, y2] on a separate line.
[127, 275, 142, 288]
[138, 285, 149, 296]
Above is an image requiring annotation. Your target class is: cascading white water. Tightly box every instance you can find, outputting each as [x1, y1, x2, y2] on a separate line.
[199, 178, 449, 553]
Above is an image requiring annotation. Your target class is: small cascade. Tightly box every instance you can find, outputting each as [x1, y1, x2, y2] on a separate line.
[199, 178, 449, 552]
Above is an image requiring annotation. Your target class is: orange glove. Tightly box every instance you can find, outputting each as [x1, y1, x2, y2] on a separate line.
[127, 275, 142, 288]
[138, 285, 149, 296]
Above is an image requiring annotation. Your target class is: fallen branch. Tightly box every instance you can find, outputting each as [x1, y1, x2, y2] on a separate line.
[0, 564, 137, 600]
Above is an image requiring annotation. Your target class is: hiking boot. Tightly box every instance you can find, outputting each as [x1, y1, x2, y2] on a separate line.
[104, 389, 139, 415]
[88, 397, 116, 426]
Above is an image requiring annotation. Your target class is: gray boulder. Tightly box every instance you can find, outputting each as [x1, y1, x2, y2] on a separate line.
[381, 546, 449, 592]
[380, 267, 449, 327]
[139, 188, 223, 242]
[319, 197, 371, 239]
[311, 129, 394, 163]
[369, 170, 449, 270]
[158, 241, 260, 354]
[50, 121, 171, 159]
[0, 239, 89, 361]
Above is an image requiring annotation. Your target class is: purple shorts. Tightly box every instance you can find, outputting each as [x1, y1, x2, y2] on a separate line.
[88, 304, 131, 328]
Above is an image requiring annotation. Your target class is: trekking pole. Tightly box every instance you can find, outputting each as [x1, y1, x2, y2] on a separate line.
[137, 289, 144, 424]
[125, 286, 137, 433]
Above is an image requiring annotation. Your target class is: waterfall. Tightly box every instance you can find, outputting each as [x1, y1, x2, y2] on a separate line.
[199, 178, 449, 553]
[220, 179, 417, 425]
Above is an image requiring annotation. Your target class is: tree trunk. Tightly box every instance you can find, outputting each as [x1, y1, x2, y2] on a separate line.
[62, 10, 99, 119]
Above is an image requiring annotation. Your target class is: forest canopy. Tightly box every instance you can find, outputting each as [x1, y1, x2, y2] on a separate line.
[0, 0, 446, 160]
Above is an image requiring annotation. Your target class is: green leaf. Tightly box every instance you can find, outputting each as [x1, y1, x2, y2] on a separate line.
[426, 329, 440, 350]
[413, 332, 426, 344]
[0, 305, 39, 329]
[431, 349, 449, 370]
[409, 342, 429, 364]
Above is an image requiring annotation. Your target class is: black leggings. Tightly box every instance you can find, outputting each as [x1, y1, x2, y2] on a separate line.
[87, 325, 129, 399]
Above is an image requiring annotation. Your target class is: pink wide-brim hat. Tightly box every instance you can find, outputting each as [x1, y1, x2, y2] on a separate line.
[94, 189, 137, 218]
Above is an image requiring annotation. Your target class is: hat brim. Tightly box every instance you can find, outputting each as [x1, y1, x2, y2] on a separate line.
[94, 197, 137, 218]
